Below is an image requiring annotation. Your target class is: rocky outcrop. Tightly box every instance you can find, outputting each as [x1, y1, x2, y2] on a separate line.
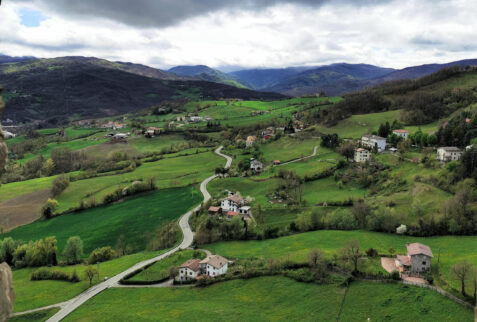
[0, 86, 7, 174]
[0, 262, 15, 321]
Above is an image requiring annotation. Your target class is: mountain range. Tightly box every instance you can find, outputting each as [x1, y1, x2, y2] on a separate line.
[0, 57, 285, 124]
[168, 59, 477, 96]
[1, 54, 476, 124]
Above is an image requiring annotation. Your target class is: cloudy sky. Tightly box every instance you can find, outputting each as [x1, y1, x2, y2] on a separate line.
[1, 0, 476, 70]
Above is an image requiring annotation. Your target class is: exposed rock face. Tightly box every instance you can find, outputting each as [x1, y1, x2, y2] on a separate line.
[0, 87, 7, 174]
[0, 262, 15, 321]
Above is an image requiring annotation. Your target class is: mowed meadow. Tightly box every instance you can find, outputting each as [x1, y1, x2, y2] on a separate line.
[1, 186, 202, 255]
[64, 276, 473, 322]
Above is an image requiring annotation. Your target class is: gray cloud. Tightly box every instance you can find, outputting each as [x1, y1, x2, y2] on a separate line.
[15, 0, 391, 28]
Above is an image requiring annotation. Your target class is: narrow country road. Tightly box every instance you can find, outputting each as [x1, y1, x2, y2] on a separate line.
[278, 145, 318, 166]
[39, 146, 231, 322]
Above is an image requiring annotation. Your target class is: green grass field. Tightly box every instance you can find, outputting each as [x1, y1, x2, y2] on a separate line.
[313, 109, 441, 139]
[340, 281, 473, 321]
[12, 251, 164, 312]
[55, 151, 223, 212]
[2, 186, 202, 255]
[260, 137, 319, 163]
[129, 250, 205, 282]
[65, 276, 345, 321]
[128, 134, 189, 154]
[204, 229, 477, 294]
[63, 276, 472, 321]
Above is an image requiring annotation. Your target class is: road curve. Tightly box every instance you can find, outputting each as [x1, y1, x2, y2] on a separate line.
[45, 146, 231, 322]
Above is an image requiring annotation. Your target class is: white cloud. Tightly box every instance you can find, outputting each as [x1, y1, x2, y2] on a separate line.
[1, 0, 476, 69]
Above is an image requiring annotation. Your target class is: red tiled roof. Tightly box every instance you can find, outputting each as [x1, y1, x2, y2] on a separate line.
[393, 129, 409, 133]
[407, 243, 434, 258]
[208, 206, 221, 212]
[397, 255, 411, 266]
[180, 259, 201, 272]
[227, 211, 239, 217]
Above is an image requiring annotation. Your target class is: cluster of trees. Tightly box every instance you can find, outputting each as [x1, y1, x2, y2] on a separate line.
[194, 215, 250, 245]
[31, 267, 80, 283]
[274, 169, 304, 204]
[320, 133, 339, 148]
[2, 146, 141, 184]
[0, 236, 58, 268]
[146, 222, 179, 251]
[436, 111, 477, 147]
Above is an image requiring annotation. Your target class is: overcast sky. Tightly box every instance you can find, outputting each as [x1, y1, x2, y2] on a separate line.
[1, 0, 476, 70]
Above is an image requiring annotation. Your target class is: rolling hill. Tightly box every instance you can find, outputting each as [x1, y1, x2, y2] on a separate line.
[169, 65, 250, 89]
[0, 57, 286, 124]
[0, 55, 36, 65]
[230, 59, 477, 96]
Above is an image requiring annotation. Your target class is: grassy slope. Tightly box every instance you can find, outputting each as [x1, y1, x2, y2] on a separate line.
[313, 109, 440, 139]
[204, 230, 477, 291]
[65, 277, 345, 322]
[64, 276, 472, 321]
[12, 251, 163, 312]
[260, 137, 318, 163]
[56, 151, 223, 212]
[340, 281, 473, 321]
[2, 187, 201, 255]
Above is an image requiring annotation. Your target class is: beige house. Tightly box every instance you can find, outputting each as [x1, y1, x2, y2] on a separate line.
[246, 136, 257, 147]
[354, 148, 371, 163]
[437, 147, 462, 162]
[395, 243, 433, 273]
[200, 255, 228, 277]
[393, 129, 409, 140]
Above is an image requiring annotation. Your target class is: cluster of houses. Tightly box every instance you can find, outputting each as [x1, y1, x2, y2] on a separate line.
[354, 129, 466, 164]
[177, 254, 229, 282]
[208, 192, 253, 220]
[100, 121, 126, 130]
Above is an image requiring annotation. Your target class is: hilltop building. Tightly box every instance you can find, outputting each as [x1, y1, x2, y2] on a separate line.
[436, 147, 462, 162]
[354, 148, 371, 163]
[392, 129, 410, 140]
[361, 135, 387, 152]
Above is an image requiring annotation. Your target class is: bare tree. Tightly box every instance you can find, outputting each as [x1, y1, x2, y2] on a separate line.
[308, 248, 323, 268]
[451, 260, 473, 296]
[340, 240, 362, 274]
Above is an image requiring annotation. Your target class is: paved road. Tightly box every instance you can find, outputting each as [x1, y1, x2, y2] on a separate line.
[278, 145, 318, 166]
[42, 146, 231, 322]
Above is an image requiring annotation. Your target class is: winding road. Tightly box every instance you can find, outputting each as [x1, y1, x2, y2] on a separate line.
[35, 146, 232, 322]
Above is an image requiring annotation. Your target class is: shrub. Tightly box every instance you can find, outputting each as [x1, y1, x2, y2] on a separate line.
[365, 248, 379, 257]
[391, 271, 401, 281]
[88, 246, 116, 264]
[51, 175, 70, 197]
[425, 273, 434, 285]
[42, 199, 58, 219]
[31, 267, 80, 283]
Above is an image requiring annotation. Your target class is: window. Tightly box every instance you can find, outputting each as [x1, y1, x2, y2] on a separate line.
[422, 261, 426, 265]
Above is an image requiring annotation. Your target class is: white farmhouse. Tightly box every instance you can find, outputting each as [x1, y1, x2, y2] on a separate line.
[436, 147, 463, 162]
[246, 136, 256, 147]
[361, 135, 387, 152]
[392, 129, 410, 140]
[395, 243, 433, 273]
[200, 255, 228, 277]
[239, 206, 251, 216]
[177, 259, 201, 281]
[221, 194, 245, 212]
[354, 148, 371, 163]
